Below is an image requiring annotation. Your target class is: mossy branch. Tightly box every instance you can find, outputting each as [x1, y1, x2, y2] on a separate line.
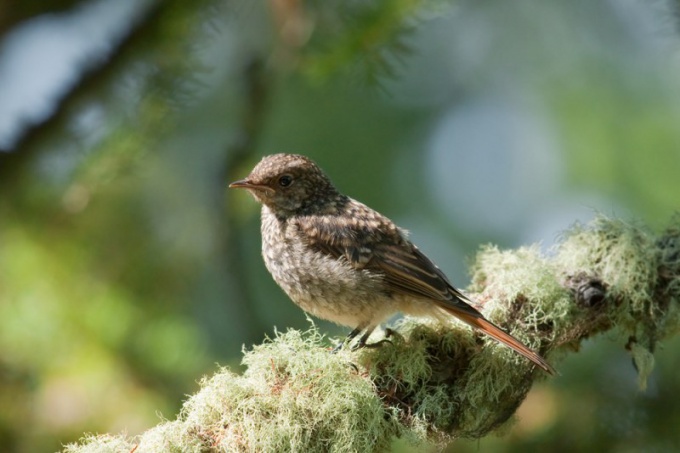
[65, 216, 680, 452]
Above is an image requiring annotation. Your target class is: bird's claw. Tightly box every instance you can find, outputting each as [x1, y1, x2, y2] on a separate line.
[353, 338, 393, 350]
[331, 341, 345, 354]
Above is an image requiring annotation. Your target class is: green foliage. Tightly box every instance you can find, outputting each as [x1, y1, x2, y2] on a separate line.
[551, 71, 680, 224]
[0, 2, 221, 450]
[301, 0, 439, 85]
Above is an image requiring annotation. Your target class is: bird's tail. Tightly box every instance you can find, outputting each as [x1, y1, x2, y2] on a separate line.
[438, 303, 556, 375]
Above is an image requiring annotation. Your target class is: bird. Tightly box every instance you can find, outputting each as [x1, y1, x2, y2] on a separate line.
[229, 153, 555, 375]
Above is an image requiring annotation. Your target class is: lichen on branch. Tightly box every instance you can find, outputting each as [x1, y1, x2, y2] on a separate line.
[64, 215, 680, 452]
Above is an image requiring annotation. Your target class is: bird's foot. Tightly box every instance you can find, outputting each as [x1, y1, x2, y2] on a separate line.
[331, 326, 363, 354]
[355, 338, 393, 350]
[350, 328, 396, 350]
[331, 341, 345, 354]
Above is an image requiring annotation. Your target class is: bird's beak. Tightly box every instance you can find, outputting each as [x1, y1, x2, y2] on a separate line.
[229, 178, 253, 189]
[229, 179, 273, 193]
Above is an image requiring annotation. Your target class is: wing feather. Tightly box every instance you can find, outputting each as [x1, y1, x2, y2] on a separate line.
[293, 210, 474, 312]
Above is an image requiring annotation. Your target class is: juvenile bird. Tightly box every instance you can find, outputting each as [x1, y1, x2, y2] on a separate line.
[230, 154, 555, 375]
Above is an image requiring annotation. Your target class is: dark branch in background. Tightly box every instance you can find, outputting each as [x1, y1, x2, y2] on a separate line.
[0, 0, 89, 35]
[222, 58, 270, 177]
[297, 0, 422, 89]
[204, 56, 274, 347]
[220, 57, 273, 341]
[0, 0, 164, 185]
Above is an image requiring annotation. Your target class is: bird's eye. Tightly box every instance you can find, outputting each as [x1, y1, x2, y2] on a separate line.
[278, 175, 293, 187]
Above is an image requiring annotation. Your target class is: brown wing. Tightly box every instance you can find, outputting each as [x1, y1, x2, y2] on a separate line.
[292, 202, 477, 314]
[371, 241, 483, 317]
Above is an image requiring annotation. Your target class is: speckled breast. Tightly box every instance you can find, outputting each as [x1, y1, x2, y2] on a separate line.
[259, 207, 392, 327]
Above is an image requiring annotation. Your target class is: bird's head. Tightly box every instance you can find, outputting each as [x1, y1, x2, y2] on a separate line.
[229, 154, 340, 216]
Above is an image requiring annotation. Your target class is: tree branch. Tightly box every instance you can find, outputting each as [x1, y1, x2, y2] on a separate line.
[63, 215, 680, 452]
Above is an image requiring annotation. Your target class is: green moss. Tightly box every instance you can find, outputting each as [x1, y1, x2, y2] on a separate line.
[554, 217, 674, 342]
[63, 320, 532, 452]
[357, 318, 540, 441]
[63, 434, 134, 453]
[136, 420, 203, 452]
[555, 217, 658, 322]
[469, 245, 573, 343]
[659, 301, 680, 341]
[553, 216, 680, 387]
[629, 342, 655, 391]
[179, 327, 398, 452]
[63, 216, 680, 452]
[657, 217, 680, 339]
[65, 326, 403, 452]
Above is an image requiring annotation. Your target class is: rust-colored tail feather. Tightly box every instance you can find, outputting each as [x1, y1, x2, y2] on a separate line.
[441, 305, 556, 375]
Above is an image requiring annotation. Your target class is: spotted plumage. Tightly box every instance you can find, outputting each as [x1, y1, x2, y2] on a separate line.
[230, 153, 555, 374]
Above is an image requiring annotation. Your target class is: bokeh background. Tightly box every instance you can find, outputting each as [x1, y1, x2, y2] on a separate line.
[1, 0, 680, 451]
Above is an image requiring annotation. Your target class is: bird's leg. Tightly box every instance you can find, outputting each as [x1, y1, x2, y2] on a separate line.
[350, 325, 394, 350]
[332, 326, 363, 353]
